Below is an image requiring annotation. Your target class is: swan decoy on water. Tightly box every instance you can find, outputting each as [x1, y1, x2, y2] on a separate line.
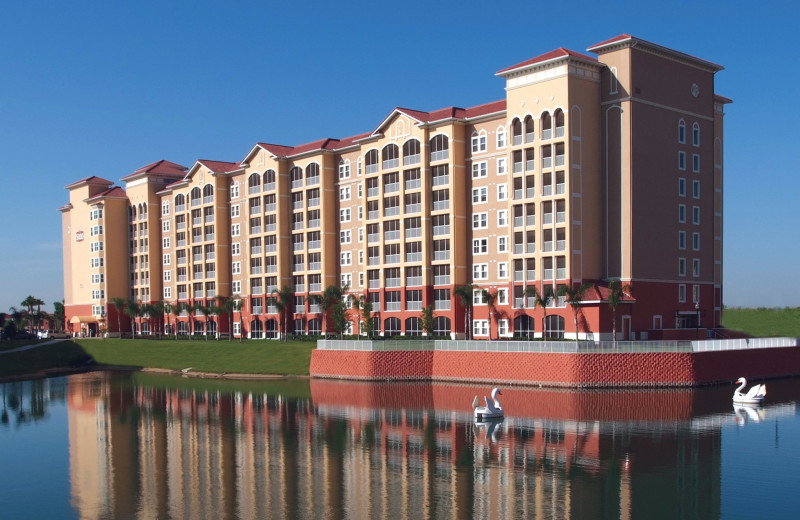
[473, 387, 504, 421]
[733, 377, 766, 404]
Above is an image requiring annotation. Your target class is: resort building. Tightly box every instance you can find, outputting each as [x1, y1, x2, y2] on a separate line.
[60, 34, 728, 340]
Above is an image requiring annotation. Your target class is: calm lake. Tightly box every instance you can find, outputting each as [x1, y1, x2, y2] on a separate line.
[1, 372, 798, 519]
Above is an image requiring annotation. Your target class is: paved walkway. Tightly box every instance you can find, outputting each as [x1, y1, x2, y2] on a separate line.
[0, 338, 69, 355]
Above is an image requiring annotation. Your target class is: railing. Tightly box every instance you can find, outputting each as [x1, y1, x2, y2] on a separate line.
[292, 201, 303, 210]
[251, 246, 262, 255]
[368, 279, 380, 289]
[178, 292, 187, 300]
[405, 179, 421, 190]
[513, 134, 522, 146]
[525, 132, 534, 143]
[191, 198, 201, 207]
[368, 257, 380, 266]
[252, 306, 263, 315]
[527, 215, 535, 226]
[383, 159, 399, 170]
[308, 240, 320, 249]
[543, 213, 553, 225]
[555, 126, 565, 138]
[404, 154, 420, 166]
[514, 216, 524, 227]
[309, 262, 321, 270]
[249, 185, 260, 195]
[407, 301, 422, 311]
[556, 183, 565, 194]
[526, 243, 536, 254]
[308, 219, 319, 229]
[249, 205, 261, 215]
[193, 217, 202, 225]
[250, 226, 261, 234]
[294, 263, 304, 272]
[514, 244, 523, 254]
[385, 278, 401, 288]
[384, 230, 399, 241]
[433, 250, 450, 261]
[514, 271, 523, 282]
[433, 275, 450, 286]
[556, 212, 566, 223]
[542, 157, 553, 169]
[543, 242, 553, 252]
[176, 222, 186, 230]
[432, 225, 449, 236]
[310, 283, 322, 292]
[555, 155, 565, 167]
[365, 164, 379, 174]
[544, 268, 554, 279]
[367, 187, 379, 198]
[205, 234, 214, 241]
[513, 162, 523, 174]
[384, 206, 399, 217]
[203, 196, 213, 204]
[266, 264, 277, 273]
[175, 204, 185, 212]
[307, 176, 319, 186]
[430, 150, 449, 162]
[295, 305, 306, 313]
[542, 129, 553, 140]
[291, 179, 303, 189]
[386, 302, 401, 311]
[368, 233, 380, 244]
[434, 300, 451, 311]
[543, 185, 553, 196]
[293, 221, 303, 230]
[385, 254, 400, 264]
[405, 228, 421, 239]
[265, 222, 277, 232]
[368, 210, 379, 220]
[432, 175, 449, 187]
[557, 268, 566, 279]
[526, 160, 535, 171]
[556, 240, 566, 251]
[407, 276, 422, 286]
[308, 198, 320, 208]
[293, 242, 303, 251]
[309, 304, 321, 313]
[177, 240, 186, 247]
[527, 269, 535, 280]
[264, 182, 276, 191]
[526, 187, 535, 198]
[264, 203, 276, 212]
[432, 200, 449, 211]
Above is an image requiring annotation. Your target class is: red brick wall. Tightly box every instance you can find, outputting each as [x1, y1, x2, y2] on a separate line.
[309, 346, 800, 388]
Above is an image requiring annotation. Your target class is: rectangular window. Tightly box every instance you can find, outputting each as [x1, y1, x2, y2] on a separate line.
[693, 125, 700, 147]
[678, 151, 686, 170]
[497, 129, 506, 149]
[473, 320, 489, 337]
[497, 184, 508, 201]
[497, 288, 508, 305]
[692, 259, 700, 277]
[163, 287, 172, 299]
[232, 281, 241, 294]
[471, 134, 487, 153]
[497, 210, 508, 227]
[472, 263, 488, 280]
[90, 257, 104, 268]
[498, 236, 508, 253]
[231, 183, 240, 199]
[357, 184, 363, 198]
[498, 262, 508, 279]
[340, 208, 351, 222]
[678, 204, 686, 223]
[472, 187, 488, 204]
[678, 231, 686, 250]
[472, 161, 487, 178]
[473, 289, 485, 305]
[232, 261, 241, 274]
[678, 284, 686, 303]
[692, 232, 700, 251]
[472, 213, 488, 229]
[498, 319, 508, 336]
[472, 238, 488, 255]
[162, 220, 170, 232]
[693, 180, 700, 199]
[692, 154, 700, 173]
[232, 243, 240, 256]
[692, 206, 700, 225]
[231, 204, 240, 217]
[163, 253, 170, 265]
[340, 230, 352, 244]
[679, 257, 686, 277]
[497, 157, 507, 175]
[231, 224, 240, 237]
[163, 271, 171, 282]
[678, 178, 686, 197]
[693, 284, 700, 303]
[162, 237, 170, 249]
[162, 202, 170, 216]
[340, 252, 352, 266]
[340, 186, 351, 201]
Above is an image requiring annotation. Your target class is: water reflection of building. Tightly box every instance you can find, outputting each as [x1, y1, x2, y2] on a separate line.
[67, 374, 798, 518]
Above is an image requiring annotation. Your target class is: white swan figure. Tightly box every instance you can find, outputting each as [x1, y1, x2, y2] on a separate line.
[733, 404, 766, 426]
[473, 387, 504, 421]
[733, 377, 766, 404]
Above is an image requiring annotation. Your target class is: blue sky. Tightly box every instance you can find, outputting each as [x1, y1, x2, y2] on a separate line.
[1, 0, 798, 313]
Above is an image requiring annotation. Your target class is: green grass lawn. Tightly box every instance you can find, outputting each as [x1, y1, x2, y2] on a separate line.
[722, 307, 800, 338]
[0, 341, 94, 376]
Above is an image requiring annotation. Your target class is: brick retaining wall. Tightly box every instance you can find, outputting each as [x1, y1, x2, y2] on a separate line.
[309, 346, 800, 388]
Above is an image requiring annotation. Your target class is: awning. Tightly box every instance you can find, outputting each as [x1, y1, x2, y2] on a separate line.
[70, 316, 99, 324]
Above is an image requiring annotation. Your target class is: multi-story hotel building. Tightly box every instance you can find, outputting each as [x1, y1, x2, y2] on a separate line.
[60, 34, 728, 340]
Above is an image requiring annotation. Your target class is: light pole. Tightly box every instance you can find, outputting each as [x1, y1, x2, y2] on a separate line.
[695, 301, 700, 339]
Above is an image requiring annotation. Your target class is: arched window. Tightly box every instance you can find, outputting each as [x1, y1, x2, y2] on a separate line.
[263, 169, 276, 190]
[514, 315, 535, 338]
[511, 118, 523, 145]
[609, 66, 618, 95]
[248, 173, 261, 194]
[207, 320, 217, 336]
[539, 113, 551, 140]
[365, 149, 379, 174]
[384, 317, 401, 337]
[496, 126, 507, 148]
[251, 319, 263, 339]
[202, 184, 214, 203]
[190, 187, 202, 207]
[382, 144, 399, 170]
[290, 166, 303, 188]
[471, 130, 487, 153]
[265, 319, 278, 339]
[308, 318, 322, 335]
[194, 320, 204, 334]
[294, 318, 306, 335]
[524, 115, 535, 143]
[402, 139, 420, 166]
[306, 163, 320, 186]
[405, 317, 422, 336]
[129, 205, 136, 221]
[545, 315, 565, 339]
[678, 119, 686, 144]
[434, 316, 451, 336]
[175, 193, 185, 211]
[338, 160, 351, 179]
[139, 203, 147, 218]
[177, 321, 188, 334]
[554, 109, 565, 138]
[430, 135, 449, 162]
[692, 122, 700, 147]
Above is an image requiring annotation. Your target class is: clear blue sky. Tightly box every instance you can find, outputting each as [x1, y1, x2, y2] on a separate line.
[2, 0, 798, 313]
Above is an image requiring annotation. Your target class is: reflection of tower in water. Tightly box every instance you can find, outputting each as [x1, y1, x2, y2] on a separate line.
[65, 374, 740, 519]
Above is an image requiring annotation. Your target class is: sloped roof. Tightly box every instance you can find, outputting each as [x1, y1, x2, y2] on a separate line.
[587, 34, 723, 72]
[121, 159, 187, 181]
[64, 176, 114, 190]
[85, 186, 127, 202]
[496, 48, 598, 75]
[195, 159, 241, 173]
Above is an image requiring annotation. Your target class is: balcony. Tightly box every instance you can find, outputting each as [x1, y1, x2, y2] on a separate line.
[264, 182, 276, 192]
[309, 262, 321, 270]
[205, 214, 214, 223]
[526, 186, 535, 198]
[386, 277, 401, 288]
[556, 126, 565, 138]
[191, 198, 201, 207]
[514, 298, 524, 308]
[293, 243, 303, 251]
[264, 203, 276, 213]
[365, 232, 379, 245]
[514, 244, 523, 255]
[405, 227, 421, 240]
[177, 257, 187, 265]
[556, 183, 566, 195]
[205, 234, 214, 241]
[203, 196, 213, 204]
[433, 225, 449, 236]
[525, 131, 534, 143]
[193, 254, 202, 262]
[366, 164, 379, 174]
[177, 274, 187, 282]
[514, 216, 524, 228]
[433, 275, 450, 285]
[175, 204, 185, 213]
[292, 201, 303, 210]
[251, 266, 262, 275]
[293, 221, 303, 231]
[367, 187, 379, 198]
[193, 217, 202, 226]
[430, 150, 449, 162]
[543, 213, 553, 225]
[266, 264, 277, 273]
[207, 289, 216, 298]
[176, 222, 186, 230]
[294, 263, 304, 272]
[265, 222, 277, 232]
[405, 179, 421, 191]
[384, 230, 399, 241]
[295, 305, 306, 314]
[527, 214, 535, 226]
[291, 179, 303, 189]
[382, 159, 399, 170]
[433, 250, 450, 261]
[177, 239, 186, 247]
[307, 219, 320, 229]
[249, 185, 260, 195]
[368, 210, 379, 220]
[527, 269, 536, 280]
[543, 185, 553, 196]
[368, 257, 380, 266]
[308, 198, 320, 208]
[267, 305, 277, 314]
[432, 200, 449, 212]
[406, 203, 421, 213]
[384, 206, 399, 217]
[513, 162, 523, 174]
[432, 175, 449, 187]
[526, 243, 536, 254]
[251, 246, 262, 255]
[250, 226, 261, 234]
[514, 189, 524, 200]
[308, 240, 321, 249]
[194, 290, 204, 298]
[513, 134, 523, 146]
[525, 159, 535, 171]
[406, 301, 422, 311]
[307, 176, 319, 186]
[403, 154, 420, 166]
[385, 254, 400, 264]
[407, 276, 422, 286]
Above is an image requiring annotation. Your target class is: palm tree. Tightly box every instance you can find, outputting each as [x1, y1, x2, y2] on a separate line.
[481, 289, 499, 340]
[110, 297, 126, 337]
[350, 294, 374, 338]
[209, 301, 224, 339]
[124, 299, 140, 338]
[309, 285, 347, 336]
[233, 299, 244, 342]
[270, 286, 294, 341]
[526, 285, 554, 339]
[195, 301, 212, 340]
[150, 301, 164, 337]
[420, 304, 435, 336]
[558, 282, 595, 341]
[218, 297, 235, 341]
[607, 279, 632, 342]
[53, 300, 65, 333]
[20, 295, 44, 333]
[454, 284, 477, 339]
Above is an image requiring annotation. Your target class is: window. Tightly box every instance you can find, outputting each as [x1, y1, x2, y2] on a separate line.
[90, 258, 104, 268]
[162, 237, 170, 249]
[472, 187, 488, 204]
[678, 204, 686, 223]
[430, 134, 449, 162]
[678, 284, 686, 303]
[341, 252, 352, 266]
[497, 288, 508, 305]
[340, 186, 351, 201]
[163, 271, 171, 282]
[693, 259, 700, 277]
[678, 231, 686, 250]
[497, 184, 508, 201]
[678, 119, 686, 144]
[472, 213, 488, 229]
[231, 183, 240, 199]
[692, 206, 700, 225]
[163, 287, 171, 299]
[90, 241, 103, 252]
[340, 230, 352, 244]
[497, 157, 507, 175]
[339, 160, 350, 179]
[472, 263, 488, 280]
[472, 161, 487, 178]
[232, 243, 240, 256]
[498, 236, 508, 253]
[692, 154, 700, 172]
[232, 281, 241, 294]
[692, 123, 700, 147]
[91, 273, 104, 284]
[231, 205, 240, 217]
[497, 210, 508, 227]
[678, 178, 686, 197]
[472, 238, 488, 254]
[693, 180, 700, 199]
[340, 208, 351, 222]
[232, 261, 241, 274]
[497, 126, 507, 148]
[231, 224, 240, 237]
[471, 131, 487, 153]
[162, 221, 170, 233]
[163, 253, 170, 265]
[678, 151, 686, 170]
[473, 289, 485, 305]
[473, 320, 489, 337]
[162, 201, 170, 216]
[693, 284, 700, 303]
[679, 257, 686, 277]
[498, 262, 508, 279]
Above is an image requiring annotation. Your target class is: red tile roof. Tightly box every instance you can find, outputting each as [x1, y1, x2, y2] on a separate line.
[256, 142, 295, 158]
[714, 94, 733, 104]
[86, 186, 127, 201]
[121, 159, 187, 180]
[64, 176, 114, 190]
[586, 34, 633, 51]
[465, 99, 506, 118]
[582, 282, 636, 303]
[196, 160, 241, 173]
[496, 48, 598, 75]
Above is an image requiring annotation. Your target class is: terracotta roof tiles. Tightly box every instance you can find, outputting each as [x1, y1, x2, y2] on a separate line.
[496, 47, 598, 75]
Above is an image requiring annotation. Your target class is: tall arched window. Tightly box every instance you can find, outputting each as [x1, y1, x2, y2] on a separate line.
[678, 119, 686, 144]
[430, 135, 449, 162]
[402, 139, 420, 166]
[306, 163, 320, 185]
[471, 130, 487, 153]
[382, 144, 399, 170]
[202, 184, 214, 204]
[248, 173, 261, 194]
[263, 169, 276, 190]
[524, 115, 535, 142]
[496, 126, 507, 148]
[190, 187, 202, 207]
[365, 149, 379, 174]
[384, 317, 401, 337]
[514, 315, 535, 338]
[434, 316, 451, 336]
[175, 193, 185, 211]
[554, 109, 565, 138]
[405, 317, 422, 336]
[290, 166, 303, 188]
[692, 122, 700, 147]
[511, 118, 523, 145]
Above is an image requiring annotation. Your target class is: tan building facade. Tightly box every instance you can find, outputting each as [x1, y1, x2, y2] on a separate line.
[61, 34, 728, 340]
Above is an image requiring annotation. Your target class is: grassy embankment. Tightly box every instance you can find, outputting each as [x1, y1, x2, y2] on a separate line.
[721, 307, 800, 338]
[0, 338, 315, 378]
